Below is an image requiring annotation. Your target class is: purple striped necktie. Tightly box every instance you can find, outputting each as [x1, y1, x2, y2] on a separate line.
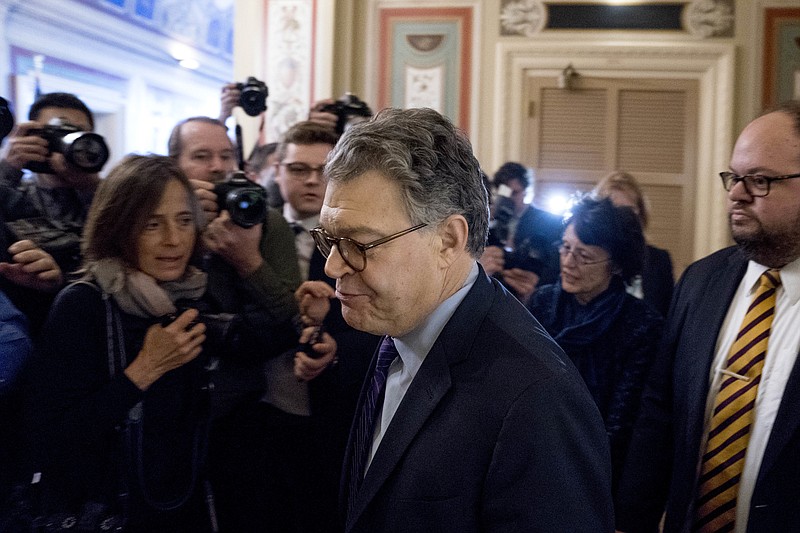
[347, 335, 399, 517]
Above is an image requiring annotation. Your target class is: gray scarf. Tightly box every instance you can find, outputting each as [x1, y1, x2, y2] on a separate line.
[89, 258, 207, 318]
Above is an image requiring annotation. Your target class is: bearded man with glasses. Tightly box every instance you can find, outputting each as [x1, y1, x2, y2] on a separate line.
[317, 107, 613, 533]
[616, 100, 800, 533]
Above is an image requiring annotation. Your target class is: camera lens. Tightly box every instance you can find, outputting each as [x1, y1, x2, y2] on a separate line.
[62, 132, 110, 172]
[225, 188, 267, 228]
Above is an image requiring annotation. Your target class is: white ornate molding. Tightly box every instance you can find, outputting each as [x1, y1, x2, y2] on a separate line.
[492, 40, 736, 258]
[685, 0, 736, 38]
[500, 0, 546, 37]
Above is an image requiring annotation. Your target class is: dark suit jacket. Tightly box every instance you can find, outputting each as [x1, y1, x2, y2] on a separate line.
[616, 246, 800, 533]
[342, 265, 614, 533]
[642, 244, 674, 318]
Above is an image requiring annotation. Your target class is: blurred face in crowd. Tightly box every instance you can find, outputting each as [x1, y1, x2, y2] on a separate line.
[137, 179, 197, 281]
[506, 177, 527, 214]
[727, 111, 800, 268]
[320, 171, 443, 337]
[275, 142, 333, 219]
[176, 121, 236, 183]
[559, 223, 613, 305]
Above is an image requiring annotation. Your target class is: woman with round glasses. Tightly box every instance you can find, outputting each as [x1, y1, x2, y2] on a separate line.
[527, 196, 663, 493]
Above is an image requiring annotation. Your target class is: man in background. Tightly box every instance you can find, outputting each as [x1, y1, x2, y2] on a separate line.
[616, 100, 800, 533]
[168, 115, 302, 531]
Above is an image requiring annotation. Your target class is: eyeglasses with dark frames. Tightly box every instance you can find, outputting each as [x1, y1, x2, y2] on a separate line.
[280, 162, 327, 181]
[719, 171, 800, 197]
[558, 243, 611, 267]
[310, 223, 428, 272]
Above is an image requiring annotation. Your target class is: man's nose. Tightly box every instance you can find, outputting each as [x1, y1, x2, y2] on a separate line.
[728, 178, 753, 202]
[324, 244, 355, 279]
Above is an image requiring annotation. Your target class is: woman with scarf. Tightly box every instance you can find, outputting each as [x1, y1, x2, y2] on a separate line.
[26, 155, 333, 531]
[528, 196, 663, 493]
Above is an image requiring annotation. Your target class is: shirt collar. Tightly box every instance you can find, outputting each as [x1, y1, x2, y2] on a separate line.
[282, 205, 319, 231]
[393, 262, 480, 370]
[745, 256, 800, 305]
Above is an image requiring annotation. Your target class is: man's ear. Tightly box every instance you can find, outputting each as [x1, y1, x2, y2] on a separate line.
[437, 214, 469, 267]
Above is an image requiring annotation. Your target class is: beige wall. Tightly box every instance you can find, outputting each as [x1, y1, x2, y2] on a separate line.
[234, 0, 798, 259]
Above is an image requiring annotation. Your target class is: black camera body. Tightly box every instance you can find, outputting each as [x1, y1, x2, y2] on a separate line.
[24, 118, 109, 174]
[0, 97, 13, 143]
[163, 306, 242, 358]
[237, 77, 268, 117]
[213, 171, 268, 228]
[487, 186, 545, 275]
[319, 93, 373, 135]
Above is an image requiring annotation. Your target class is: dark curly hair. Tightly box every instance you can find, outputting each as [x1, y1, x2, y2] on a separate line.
[566, 196, 644, 284]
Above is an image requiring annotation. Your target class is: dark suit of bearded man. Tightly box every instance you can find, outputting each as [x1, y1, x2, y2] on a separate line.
[616, 102, 800, 533]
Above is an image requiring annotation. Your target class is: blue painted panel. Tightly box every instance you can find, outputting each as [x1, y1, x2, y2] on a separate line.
[391, 20, 461, 119]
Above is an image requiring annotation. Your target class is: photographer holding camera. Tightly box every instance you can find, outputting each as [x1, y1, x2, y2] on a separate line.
[168, 115, 313, 527]
[480, 162, 562, 305]
[0, 93, 106, 276]
[309, 93, 373, 135]
[0, 93, 104, 335]
[24, 154, 334, 531]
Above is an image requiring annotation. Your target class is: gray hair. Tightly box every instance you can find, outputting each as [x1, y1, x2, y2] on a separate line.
[325, 107, 489, 257]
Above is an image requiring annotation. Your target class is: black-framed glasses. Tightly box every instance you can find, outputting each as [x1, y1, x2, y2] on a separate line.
[280, 162, 327, 181]
[558, 243, 611, 267]
[720, 171, 800, 197]
[310, 223, 427, 272]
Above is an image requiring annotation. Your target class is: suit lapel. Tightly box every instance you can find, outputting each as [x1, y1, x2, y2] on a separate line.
[345, 268, 497, 531]
[684, 254, 748, 428]
[757, 333, 800, 480]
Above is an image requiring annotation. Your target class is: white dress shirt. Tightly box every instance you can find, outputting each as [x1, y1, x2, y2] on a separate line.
[282, 205, 318, 281]
[701, 257, 800, 532]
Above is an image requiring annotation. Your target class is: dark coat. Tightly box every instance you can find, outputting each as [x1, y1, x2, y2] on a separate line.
[529, 280, 663, 491]
[615, 246, 800, 533]
[642, 244, 674, 318]
[341, 265, 614, 533]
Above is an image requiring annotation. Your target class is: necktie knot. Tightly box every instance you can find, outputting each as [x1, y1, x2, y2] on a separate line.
[377, 336, 399, 370]
[761, 269, 781, 290]
[290, 222, 306, 236]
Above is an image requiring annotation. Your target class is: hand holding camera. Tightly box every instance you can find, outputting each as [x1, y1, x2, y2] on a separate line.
[21, 118, 109, 174]
[294, 326, 337, 381]
[313, 93, 373, 135]
[0, 121, 50, 172]
[124, 308, 207, 391]
[202, 210, 265, 278]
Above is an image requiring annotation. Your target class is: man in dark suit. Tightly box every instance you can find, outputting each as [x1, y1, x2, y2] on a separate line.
[311, 107, 613, 532]
[615, 100, 800, 533]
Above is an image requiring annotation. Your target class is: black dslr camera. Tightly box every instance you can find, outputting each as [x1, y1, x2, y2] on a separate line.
[23, 117, 109, 174]
[487, 185, 545, 275]
[319, 93, 373, 135]
[163, 305, 243, 358]
[237, 77, 268, 117]
[0, 97, 13, 143]
[214, 171, 268, 228]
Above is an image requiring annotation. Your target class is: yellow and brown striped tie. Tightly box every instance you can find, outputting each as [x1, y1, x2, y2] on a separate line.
[694, 269, 781, 532]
